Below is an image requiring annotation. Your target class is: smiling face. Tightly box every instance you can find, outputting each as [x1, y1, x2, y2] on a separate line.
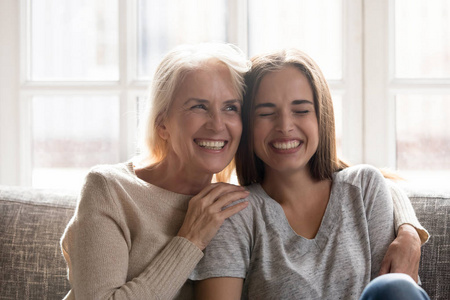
[252, 65, 319, 176]
[158, 61, 242, 176]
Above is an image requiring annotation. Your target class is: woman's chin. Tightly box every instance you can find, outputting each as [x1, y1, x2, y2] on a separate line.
[202, 163, 230, 176]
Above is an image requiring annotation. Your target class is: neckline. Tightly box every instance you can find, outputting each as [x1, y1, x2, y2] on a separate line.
[125, 161, 194, 198]
[254, 180, 340, 248]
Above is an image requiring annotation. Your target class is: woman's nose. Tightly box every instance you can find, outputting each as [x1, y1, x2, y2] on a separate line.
[205, 111, 225, 132]
[275, 113, 294, 134]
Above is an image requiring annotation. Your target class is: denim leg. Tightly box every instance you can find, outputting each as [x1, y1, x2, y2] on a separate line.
[359, 273, 430, 300]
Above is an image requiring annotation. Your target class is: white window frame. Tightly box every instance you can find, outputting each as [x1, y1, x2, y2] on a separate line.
[8, 0, 427, 187]
[10, 0, 147, 186]
[363, 0, 450, 171]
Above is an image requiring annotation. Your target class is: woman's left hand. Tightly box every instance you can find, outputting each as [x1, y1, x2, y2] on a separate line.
[378, 224, 422, 282]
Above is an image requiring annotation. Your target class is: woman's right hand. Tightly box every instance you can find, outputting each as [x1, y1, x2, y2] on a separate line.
[177, 183, 249, 250]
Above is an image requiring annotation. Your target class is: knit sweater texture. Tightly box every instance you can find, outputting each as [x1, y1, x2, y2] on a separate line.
[61, 162, 428, 299]
[61, 162, 204, 300]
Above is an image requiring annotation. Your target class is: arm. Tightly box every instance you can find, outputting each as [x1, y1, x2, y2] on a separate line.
[379, 180, 429, 282]
[378, 224, 422, 282]
[387, 180, 429, 244]
[363, 168, 396, 280]
[62, 171, 203, 299]
[62, 172, 249, 299]
[195, 277, 244, 300]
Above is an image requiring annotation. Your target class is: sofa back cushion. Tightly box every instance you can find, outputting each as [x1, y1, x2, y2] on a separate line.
[409, 191, 450, 300]
[1, 185, 449, 300]
[0, 186, 77, 300]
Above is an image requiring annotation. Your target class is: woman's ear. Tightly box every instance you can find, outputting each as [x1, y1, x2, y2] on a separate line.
[156, 114, 169, 140]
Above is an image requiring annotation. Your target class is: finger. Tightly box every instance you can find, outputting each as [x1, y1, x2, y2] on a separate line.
[192, 182, 226, 199]
[378, 255, 391, 276]
[219, 199, 249, 220]
[390, 263, 418, 282]
[197, 183, 246, 204]
[187, 184, 230, 209]
[212, 190, 250, 210]
[413, 261, 419, 282]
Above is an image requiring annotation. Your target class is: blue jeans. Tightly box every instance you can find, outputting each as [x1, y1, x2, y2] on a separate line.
[360, 273, 430, 300]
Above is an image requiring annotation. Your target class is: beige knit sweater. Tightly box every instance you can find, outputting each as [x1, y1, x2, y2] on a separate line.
[60, 162, 428, 300]
[61, 162, 203, 300]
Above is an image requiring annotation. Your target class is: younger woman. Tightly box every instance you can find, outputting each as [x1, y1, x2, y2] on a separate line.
[191, 49, 429, 299]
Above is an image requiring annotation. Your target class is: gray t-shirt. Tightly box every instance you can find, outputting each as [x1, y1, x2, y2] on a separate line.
[190, 165, 395, 300]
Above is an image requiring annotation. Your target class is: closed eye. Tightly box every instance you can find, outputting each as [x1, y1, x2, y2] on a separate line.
[294, 110, 310, 114]
[255, 102, 276, 117]
[258, 112, 275, 117]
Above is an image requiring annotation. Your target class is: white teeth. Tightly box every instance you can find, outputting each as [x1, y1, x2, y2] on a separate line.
[272, 140, 300, 150]
[196, 140, 226, 150]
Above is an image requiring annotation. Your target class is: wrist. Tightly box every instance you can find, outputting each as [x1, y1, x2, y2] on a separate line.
[177, 232, 205, 251]
[398, 224, 421, 245]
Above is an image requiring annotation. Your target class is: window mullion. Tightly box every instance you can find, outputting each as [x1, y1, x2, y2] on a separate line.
[0, 0, 21, 185]
[363, 0, 395, 168]
[227, 0, 248, 55]
[119, 0, 132, 162]
[342, 0, 364, 164]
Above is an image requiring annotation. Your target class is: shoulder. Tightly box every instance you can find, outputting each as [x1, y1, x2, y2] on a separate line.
[244, 183, 274, 211]
[334, 164, 385, 188]
[84, 162, 136, 188]
[78, 162, 139, 211]
[87, 161, 133, 179]
[333, 165, 389, 202]
[333, 165, 391, 212]
[222, 184, 268, 225]
[225, 183, 278, 228]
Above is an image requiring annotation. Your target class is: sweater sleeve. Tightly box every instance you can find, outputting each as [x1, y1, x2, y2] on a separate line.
[61, 170, 203, 300]
[361, 167, 396, 279]
[386, 180, 430, 244]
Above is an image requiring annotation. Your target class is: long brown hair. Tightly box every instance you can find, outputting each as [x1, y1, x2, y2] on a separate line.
[236, 49, 348, 186]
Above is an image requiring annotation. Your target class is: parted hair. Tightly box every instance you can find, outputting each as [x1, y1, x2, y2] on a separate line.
[140, 43, 251, 182]
[235, 49, 348, 186]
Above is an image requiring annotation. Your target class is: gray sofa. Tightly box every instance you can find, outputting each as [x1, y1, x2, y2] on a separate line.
[0, 184, 449, 300]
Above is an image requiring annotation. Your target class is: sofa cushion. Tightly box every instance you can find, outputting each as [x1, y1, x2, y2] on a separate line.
[0, 186, 77, 300]
[1, 185, 449, 299]
[407, 188, 450, 300]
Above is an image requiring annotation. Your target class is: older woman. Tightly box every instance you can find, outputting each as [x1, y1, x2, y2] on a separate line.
[60, 43, 251, 299]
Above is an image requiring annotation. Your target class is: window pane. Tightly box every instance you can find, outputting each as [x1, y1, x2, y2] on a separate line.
[248, 0, 343, 80]
[396, 95, 450, 172]
[395, 0, 450, 79]
[136, 95, 149, 155]
[32, 96, 120, 189]
[31, 0, 119, 80]
[137, 0, 227, 79]
[332, 94, 343, 158]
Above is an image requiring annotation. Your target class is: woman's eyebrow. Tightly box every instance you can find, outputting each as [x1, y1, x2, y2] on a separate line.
[184, 98, 242, 106]
[255, 102, 276, 109]
[292, 100, 314, 105]
[184, 98, 208, 105]
[225, 99, 243, 106]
